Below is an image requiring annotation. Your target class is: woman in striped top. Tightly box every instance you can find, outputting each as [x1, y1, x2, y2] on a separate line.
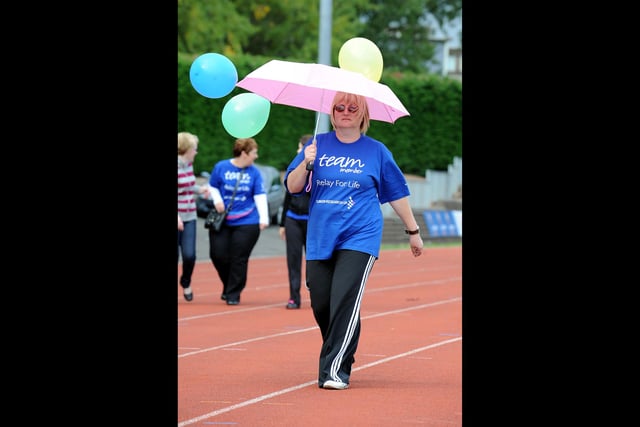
[178, 132, 209, 301]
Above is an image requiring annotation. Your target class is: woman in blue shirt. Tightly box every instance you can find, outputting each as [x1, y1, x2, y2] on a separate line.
[208, 138, 269, 305]
[284, 92, 424, 390]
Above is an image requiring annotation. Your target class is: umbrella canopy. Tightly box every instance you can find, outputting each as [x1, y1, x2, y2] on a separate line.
[236, 59, 410, 124]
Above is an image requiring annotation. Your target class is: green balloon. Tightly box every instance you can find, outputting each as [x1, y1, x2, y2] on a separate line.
[221, 93, 271, 138]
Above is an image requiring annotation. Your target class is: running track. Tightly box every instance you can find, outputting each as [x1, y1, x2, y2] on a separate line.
[178, 246, 461, 426]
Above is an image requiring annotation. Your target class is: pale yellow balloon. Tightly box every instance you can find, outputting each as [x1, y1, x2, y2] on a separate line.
[338, 37, 384, 82]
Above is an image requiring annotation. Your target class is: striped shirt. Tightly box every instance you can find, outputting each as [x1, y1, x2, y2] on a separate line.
[178, 157, 198, 222]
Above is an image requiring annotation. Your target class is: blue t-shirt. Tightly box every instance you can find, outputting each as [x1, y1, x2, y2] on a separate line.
[209, 160, 266, 226]
[284, 131, 409, 260]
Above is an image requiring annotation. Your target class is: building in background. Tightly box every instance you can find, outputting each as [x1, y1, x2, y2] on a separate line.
[425, 14, 462, 81]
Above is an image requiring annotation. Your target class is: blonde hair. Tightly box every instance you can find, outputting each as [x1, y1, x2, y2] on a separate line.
[329, 92, 370, 134]
[178, 132, 199, 155]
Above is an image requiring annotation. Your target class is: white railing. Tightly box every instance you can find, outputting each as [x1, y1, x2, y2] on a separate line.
[381, 156, 462, 217]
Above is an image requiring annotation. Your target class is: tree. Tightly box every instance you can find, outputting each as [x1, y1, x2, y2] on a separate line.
[233, 0, 320, 61]
[358, 0, 462, 73]
[177, 0, 461, 73]
[177, 0, 256, 55]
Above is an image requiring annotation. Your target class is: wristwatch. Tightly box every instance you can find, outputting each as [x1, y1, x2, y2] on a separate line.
[405, 227, 420, 235]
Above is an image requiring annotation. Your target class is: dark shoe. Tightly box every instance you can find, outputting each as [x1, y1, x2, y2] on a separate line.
[226, 300, 239, 305]
[183, 287, 193, 302]
[286, 300, 300, 309]
[220, 294, 227, 301]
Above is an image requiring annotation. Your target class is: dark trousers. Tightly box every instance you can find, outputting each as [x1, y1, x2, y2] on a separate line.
[307, 250, 376, 386]
[284, 216, 307, 305]
[177, 219, 197, 289]
[209, 223, 260, 302]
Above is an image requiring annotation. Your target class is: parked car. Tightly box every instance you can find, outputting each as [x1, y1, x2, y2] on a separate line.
[196, 164, 285, 225]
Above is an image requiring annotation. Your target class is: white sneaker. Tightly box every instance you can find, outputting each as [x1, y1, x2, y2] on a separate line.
[322, 380, 349, 390]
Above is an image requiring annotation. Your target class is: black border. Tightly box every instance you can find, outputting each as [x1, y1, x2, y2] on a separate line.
[30, 8, 178, 423]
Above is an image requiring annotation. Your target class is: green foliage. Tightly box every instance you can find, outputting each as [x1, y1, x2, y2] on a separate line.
[178, 54, 461, 176]
[358, 0, 435, 74]
[178, 0, 461, 72]
[425, 0, 463, 26]
[178, 0, 256, 55]
[235, 0, 320, 60]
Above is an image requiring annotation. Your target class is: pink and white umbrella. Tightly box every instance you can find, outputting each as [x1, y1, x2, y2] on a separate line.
[236, 59, 410, 124]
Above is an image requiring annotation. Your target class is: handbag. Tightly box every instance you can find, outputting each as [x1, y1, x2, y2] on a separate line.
[204, 168, 244, 231]
[204, 210, 226, 232]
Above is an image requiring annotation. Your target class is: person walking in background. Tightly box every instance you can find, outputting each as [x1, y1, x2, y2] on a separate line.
[178, 132, 210, 302]
[207, 137, 269, 306]
[279, 134, 313, 310]
[284, 91, 424, 390]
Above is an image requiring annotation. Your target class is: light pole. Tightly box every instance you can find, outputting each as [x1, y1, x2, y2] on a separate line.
[316, 0, 332, 134]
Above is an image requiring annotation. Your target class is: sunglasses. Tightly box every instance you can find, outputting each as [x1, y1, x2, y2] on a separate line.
[334, 104, 359, 113]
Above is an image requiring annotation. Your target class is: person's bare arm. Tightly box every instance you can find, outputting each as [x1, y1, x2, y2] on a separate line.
[389, 196, 424, 257]
[287, 140, 316, 193]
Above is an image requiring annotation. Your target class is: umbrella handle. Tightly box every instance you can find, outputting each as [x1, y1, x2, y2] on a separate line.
[305, 113, 321, 172]
[304, 138, 314, 190]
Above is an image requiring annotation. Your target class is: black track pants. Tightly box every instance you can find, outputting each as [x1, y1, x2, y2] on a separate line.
[306, 250, 376, 386]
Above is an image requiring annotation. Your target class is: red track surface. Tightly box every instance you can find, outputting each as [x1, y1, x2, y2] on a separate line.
[178, 246, 461, 426]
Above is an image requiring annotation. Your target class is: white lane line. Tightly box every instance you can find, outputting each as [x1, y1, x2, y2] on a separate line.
[178, 277, 461, 322]
[178, 336, 461, 427]
[178, 297, 460, 358]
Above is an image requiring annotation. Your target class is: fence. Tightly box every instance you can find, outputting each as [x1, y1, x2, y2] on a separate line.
[381, 156, 462, 217]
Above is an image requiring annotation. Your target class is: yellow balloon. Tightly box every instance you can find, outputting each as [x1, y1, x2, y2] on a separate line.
[338, 37, 384, 82]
